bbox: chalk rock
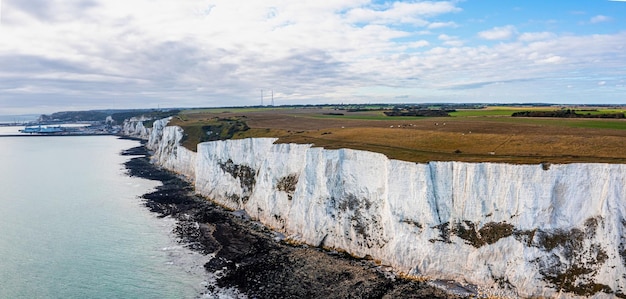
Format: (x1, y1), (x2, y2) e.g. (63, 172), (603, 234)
(140, 121), (626, 298)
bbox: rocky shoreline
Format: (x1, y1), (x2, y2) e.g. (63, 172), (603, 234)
(122, 142), (468, 299)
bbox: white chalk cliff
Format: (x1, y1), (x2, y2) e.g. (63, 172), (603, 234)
(121, 117), (152, 140)
(123, 118), (626, 298)
(148, 118), (197, 180)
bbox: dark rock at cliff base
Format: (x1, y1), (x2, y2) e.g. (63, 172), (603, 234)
(125, 156), (176, 182)
(120, 145), (150, 156)
(124, 149), (467, 299)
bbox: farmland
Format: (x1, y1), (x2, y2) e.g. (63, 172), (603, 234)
(169, 105), (626, 164)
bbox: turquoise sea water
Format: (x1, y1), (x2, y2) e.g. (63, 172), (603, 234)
(0, 136), (208, 299)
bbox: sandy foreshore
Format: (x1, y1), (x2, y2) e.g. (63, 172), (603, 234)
(122, 141), (468, 298)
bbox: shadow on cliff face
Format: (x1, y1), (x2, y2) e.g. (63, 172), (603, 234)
(218, 158), (256, 205)
(428, 218), (622, 297)
(122, 146), (468, 299)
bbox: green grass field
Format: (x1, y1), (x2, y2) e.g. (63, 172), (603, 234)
(449, 109), (526, 117)
(310, 113), (419, 121)
(450, 107), (625, 117)
(458, 114), (626, 130)
(313, 108), (626, 130)
(180, 107), (291, 115)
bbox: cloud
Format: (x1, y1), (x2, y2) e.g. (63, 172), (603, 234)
(4, 0), (99, 25)
(387, 31), (626, 96)
(443, 78), (538, 90)
(428, 21), (458, 29)
(534, 55), (565, 65)
(438, 34), (463, 46)
(589, 15), (612, 24)
(345, 1), (460, 25)
(478, 25), (517, 40)
(407, 40), (431, 48)
(518, 32), (556, 42)
(0, 0), (625, 114)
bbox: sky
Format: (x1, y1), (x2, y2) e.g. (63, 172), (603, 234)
(1, 0), (625, 115)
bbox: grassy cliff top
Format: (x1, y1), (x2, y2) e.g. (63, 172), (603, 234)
(168, 106), (626, 164)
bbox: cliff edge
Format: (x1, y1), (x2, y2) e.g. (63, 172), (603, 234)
(124, 118), (626, 298)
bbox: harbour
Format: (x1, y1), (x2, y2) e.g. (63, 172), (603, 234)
(0, 123), (120, 137)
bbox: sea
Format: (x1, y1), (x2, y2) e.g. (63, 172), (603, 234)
(0, 134), (213, 298)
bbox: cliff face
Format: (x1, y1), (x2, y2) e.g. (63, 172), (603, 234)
(148, 119), (197, 180)
(123, 118), (197, 180)
(125, 119), (626, 298)
(121, 117), (151, 139)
